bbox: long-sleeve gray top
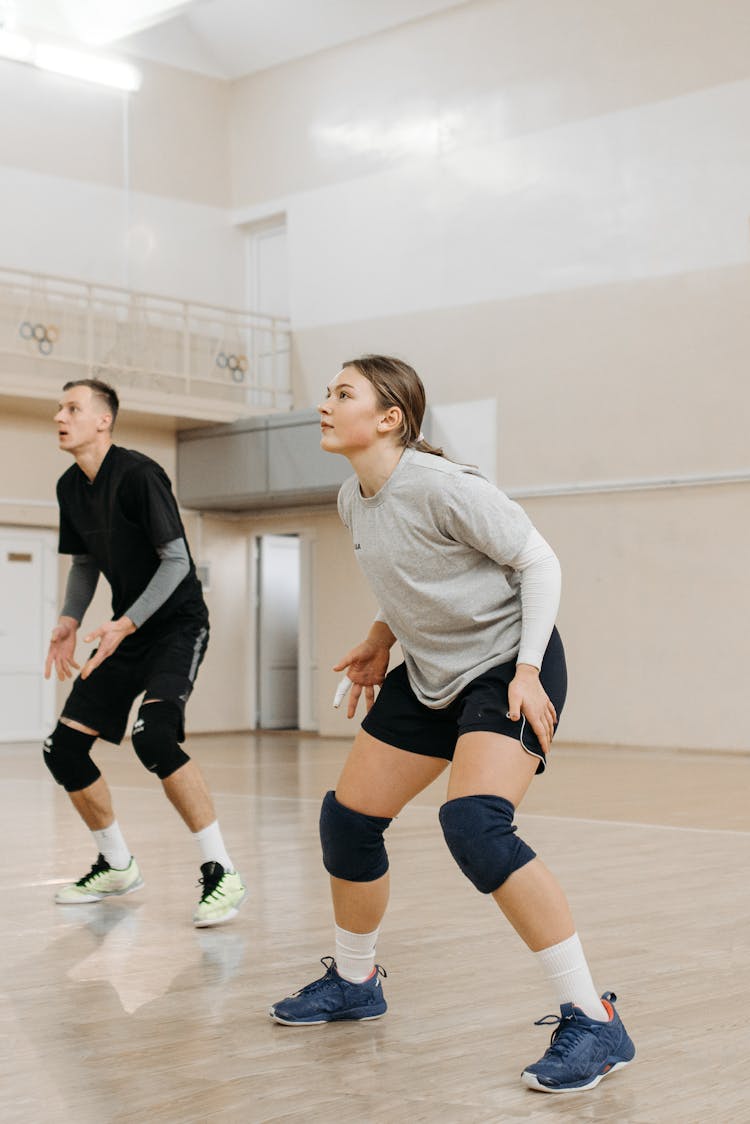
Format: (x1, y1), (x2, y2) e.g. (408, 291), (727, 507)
(61, 538), (190, 629)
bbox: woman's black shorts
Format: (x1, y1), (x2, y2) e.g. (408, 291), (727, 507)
(361, 627), (567, 774)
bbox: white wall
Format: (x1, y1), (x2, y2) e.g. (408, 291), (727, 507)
(1, 0), (749, 751)
(227, 0), (750, 752)
(0, 58), (244, 307)
(280, 77), (750, 331)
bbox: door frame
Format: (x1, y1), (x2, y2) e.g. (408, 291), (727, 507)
(247, 529), (317, 733)
(0, 525), (58, 742)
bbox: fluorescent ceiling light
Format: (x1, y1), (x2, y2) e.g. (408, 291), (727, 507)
(0, 29), (33, 62)
(73, 1), (194, 47)
(7, 0), (194, 47)
(34, 43), (141, 91)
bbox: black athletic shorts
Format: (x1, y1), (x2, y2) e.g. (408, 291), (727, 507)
(361, 627), (567, 774)
(61, 613), (209, 745)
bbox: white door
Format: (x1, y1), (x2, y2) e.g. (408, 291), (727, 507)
(0, 528), (57, 741)
(248, 222), (289, 319)
(297, 533), (318, 732)
(257, 534), (299, 729)
(245, 219), (291, 409)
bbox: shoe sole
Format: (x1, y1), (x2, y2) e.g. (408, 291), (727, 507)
(268, 1007), (387, 1026)
(522, 1057), (633, 1094)
(55, 876), (144, 904)
(193, 889), (247, 928)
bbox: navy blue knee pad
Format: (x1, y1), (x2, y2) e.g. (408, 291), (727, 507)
(131, 700), (190, 780)
(319, 790), (392, 882)
(43, 722), (99, 792)
(439, 794), (536, 894)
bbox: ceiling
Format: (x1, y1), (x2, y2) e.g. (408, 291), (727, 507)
(1, 0), (471, 81)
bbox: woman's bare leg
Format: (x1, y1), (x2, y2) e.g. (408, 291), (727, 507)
(447, 732), (575, 949)
(331, 730), (447, 932)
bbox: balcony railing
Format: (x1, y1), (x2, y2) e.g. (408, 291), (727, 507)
(0, 267), (292, 419)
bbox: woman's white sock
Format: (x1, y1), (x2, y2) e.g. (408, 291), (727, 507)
(535, 932), (609, 1021)
(335, 925), (380, 983)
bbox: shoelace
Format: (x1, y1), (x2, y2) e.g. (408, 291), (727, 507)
(295, 957), (339, 996)
(77, 853), (110, 886)
(197, 867), (226, 901)
(534, 1012), (591, 1059)
(296, 958), (388, 997)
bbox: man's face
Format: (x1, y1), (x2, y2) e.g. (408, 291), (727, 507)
(54, 386), (111, 455)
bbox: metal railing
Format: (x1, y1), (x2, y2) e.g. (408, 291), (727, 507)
(0, 267), (292, 412)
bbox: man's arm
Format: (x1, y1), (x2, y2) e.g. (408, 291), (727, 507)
(123, 538), (190, 628)
(60, 554), (100, 623)
(44, 555), (100, 681)
(78, 539), (191, 680)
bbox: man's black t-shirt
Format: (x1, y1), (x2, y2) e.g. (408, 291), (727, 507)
(57, 446), (207, 635)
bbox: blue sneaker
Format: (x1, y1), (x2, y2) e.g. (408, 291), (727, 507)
(269, 957), (387, 1025)
(522, 992), (635, 1093)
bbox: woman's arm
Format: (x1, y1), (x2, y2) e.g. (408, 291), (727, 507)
(332, 617), (396, 718)
(512, 528), (562, 671)
(507, 528), (562, 752)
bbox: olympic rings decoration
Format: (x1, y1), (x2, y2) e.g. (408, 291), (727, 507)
(216, 352), (248, 382)
(19, 321), (59, 355)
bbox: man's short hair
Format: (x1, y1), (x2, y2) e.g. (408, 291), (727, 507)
(63, 379), (119, 430)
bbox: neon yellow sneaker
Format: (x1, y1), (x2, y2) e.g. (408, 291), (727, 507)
(193, 862), (246, 927)
(55, 854), (144, 904)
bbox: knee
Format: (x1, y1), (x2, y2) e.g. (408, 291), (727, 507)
(131, 701), (189, 780)
(439, 794), (536, 894)
(43, 722), (99, 792)
(319, 790), (392, 881)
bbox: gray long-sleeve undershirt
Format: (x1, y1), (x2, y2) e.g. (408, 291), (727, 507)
(61, 538), (190, 629)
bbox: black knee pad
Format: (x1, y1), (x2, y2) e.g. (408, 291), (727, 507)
(131, 700), (190, 780)
(439, 794), (536, 894)
(43, 723), (99, 792)
(319, 790), (392, 882)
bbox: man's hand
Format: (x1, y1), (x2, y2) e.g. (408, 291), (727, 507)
(333, 637), (391, 719)
(44, 616), (81, 681)
(507, 663), (557, 753)
(80, 617), (136, 680)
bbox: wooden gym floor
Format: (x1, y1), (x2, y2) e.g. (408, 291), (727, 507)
(2, 732), (748, 1123)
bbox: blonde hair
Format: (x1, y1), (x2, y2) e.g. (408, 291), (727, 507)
(63, 378), (119, 431)
(342, 355), (445, 457)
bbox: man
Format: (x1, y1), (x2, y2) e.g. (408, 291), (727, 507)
(43, 378), (245, 927)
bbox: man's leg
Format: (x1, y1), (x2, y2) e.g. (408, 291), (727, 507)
(45, 717), (142, 903)
(132, 698), (245, 926)
(160, 757), (216, 832)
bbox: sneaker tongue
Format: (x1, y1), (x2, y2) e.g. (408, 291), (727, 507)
(201, 861), (225, 877)
(559, 1002), (576, 1019)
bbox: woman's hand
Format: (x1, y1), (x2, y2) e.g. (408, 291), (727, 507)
(507, 664), (557, 753)
(333, 638), (391, 718)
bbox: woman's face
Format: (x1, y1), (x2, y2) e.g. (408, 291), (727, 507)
(318, 366), (387, 456)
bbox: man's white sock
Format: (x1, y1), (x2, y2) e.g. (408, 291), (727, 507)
(335, 925), (379, 983)
(535, 932), (609, 1021)
(193, 820), (234, 872)
(92, 820), (131, 870)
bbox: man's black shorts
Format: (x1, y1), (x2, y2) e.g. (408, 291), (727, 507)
(361, 628), (567, 774)
(62, 614), (209, 744)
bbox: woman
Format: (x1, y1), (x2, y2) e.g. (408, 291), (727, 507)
(269, 355), (634, 1093)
